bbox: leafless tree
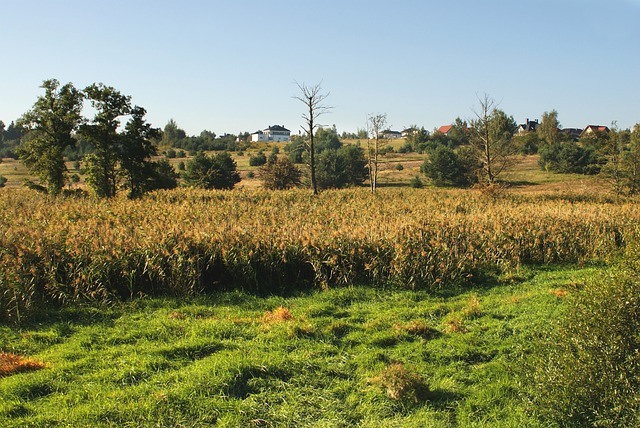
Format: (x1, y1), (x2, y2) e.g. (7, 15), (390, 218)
(366, 113), (387, 193)
(294, 81), (331, 195)
(469, 94), (518, 186)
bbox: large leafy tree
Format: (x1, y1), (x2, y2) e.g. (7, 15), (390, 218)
(183, 151), (240, 190)
(80, 83), (132, 198)
(468, 94), (518, 186)
(16, 79), (84, 194)
(120, 106), (160, 198)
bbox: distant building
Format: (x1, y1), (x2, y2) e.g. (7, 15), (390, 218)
(251, 125), (291, 142)
(516, 118), (539, 135)
(401, 128), (417, 138)
(581, 125), (610, 136)
(560, 128), (583, 140)
(436, 125), (454, 136)
(380, 130), (402, 139)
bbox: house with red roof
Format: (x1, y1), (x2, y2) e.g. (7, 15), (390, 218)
(581, 125), (610, 136)
(436, 125), (453, 135)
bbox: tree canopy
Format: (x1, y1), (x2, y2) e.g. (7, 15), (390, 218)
(16, 79), (84, 194)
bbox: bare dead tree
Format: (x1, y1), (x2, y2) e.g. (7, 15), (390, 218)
(366, 113), (387, 193)
(294, 81), (331, 195)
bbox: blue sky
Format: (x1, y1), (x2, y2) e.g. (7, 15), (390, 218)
(1, 0), (639, 136)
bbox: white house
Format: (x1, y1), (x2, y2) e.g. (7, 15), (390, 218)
(251, 125), (291, 142)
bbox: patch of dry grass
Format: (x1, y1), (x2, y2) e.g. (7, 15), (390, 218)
(0, 352), (46, 377)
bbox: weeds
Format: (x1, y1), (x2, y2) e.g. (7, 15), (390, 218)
(1, 188), (637, 323)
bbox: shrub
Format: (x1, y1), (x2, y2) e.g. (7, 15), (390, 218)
(315, 146), (367, 189)
(183, 151), (240, 190)
(538, 142), (601, 174)
(421, 146), (473, 187)
(409, 175), (423, 188)
(249, 151), (267, 167)
(0, 175), (6, 188)
(259, 157), (302, 190)
(530, 245), (640, 427)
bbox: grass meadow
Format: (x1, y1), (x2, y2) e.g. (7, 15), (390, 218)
(0, 265), (595, 427)
(2, 150), (640, 426)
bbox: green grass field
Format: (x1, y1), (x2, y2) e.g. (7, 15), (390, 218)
(0, 265), (594, 427)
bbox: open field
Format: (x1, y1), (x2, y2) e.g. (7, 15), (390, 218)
(2, 151), (639, 426)
(0, 265), (595, 427)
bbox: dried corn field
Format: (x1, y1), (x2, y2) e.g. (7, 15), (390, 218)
(1, 188), (637, 322)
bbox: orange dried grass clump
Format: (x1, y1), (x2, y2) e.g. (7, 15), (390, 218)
(549, 288), (569, 298)
(0, 352), (46, 377)
(262, 306), (294, 324)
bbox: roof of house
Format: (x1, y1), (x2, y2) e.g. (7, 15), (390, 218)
(267, 125), (290, 132)
(517, 119), (539, 132)
(437, 125), (453, 134)
(583, 125), (609, 133)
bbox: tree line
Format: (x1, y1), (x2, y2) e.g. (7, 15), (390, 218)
(5, 80), (640, 196)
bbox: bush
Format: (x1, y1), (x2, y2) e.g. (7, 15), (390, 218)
(259, 157), (301, 190)
(315, 145), (367, 189)
(409, 175), (423, 188)
(249, 151), (267, 167)
(0, 176), (6, 188)
(183, 152), (240, 190)
(421, 146), (475, 187)
(145, 159), (179, 191)
(530, 245), (640, 427)
(538, 142), (601, 174)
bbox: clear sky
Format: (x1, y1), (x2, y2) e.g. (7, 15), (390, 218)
(1, 0), (639, 136)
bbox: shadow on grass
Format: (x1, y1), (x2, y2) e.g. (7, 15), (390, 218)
(429, 388), (462, 409)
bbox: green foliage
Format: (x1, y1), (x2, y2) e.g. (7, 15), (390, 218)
(120, 106), (160, 198)
(284, 136), (304, 163)
(469, 96), (519, 185)
(600, 123), (640, 195)
(514, 131), (540, 155)
(182, 151), (240, 189)
(421, 146), (477, 187)
(161, 119), (187, 146)
(0, 267), (582, 426)
(259, 157), (302, 190)
(144, 159), (179, 192)
(530, 246), (640, 427)
(314, 126), (342, 153)
(409, 175), (423, 188)
(80, 83), (132, 198)
(538, 142), (600, 174)
(0, 176), (6, 188)
(16, 79), (84, 195)
(538, 110), (560, 146)
(315, 145), (367, 189)
(404, 126), (431, 153)
(249, 151), (267, 166)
